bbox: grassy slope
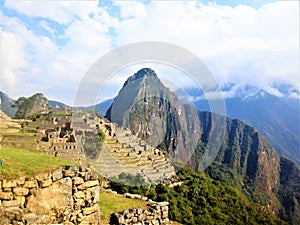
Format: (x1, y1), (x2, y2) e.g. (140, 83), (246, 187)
(99, 190), (147, 224)
(0, 147), (77, 179)
(0, 146), (148, 224)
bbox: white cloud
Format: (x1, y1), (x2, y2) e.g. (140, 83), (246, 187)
(0, 0), (298, 105)
(4, 1), (99, 25)
(113, 1), (299, 98)
(0, 28), (26, 90)
(0, 2), (116, 104)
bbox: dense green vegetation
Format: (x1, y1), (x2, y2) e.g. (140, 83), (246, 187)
(0, 147), (77, 179)
(109, 168), (286, 225)
(83, 130), (105, 159)
(278, 157), (300, 224)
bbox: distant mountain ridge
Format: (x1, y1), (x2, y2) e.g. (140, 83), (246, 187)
(185, 88), (300, 165)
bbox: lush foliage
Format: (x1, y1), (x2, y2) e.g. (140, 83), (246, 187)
(109, 168), (286, 225)
(109, 172), (147, 194)
(278, 157), (300, 224)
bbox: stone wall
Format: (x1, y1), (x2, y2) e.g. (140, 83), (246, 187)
(0, 166), (100, 225)
(110, 201), (169, 225)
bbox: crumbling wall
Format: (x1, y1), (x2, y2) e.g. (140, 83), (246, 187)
(0, 166), (100, 225)
(110, 201), (169, 225)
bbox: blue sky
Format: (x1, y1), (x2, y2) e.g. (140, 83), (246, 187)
(0, 0), (299, 105)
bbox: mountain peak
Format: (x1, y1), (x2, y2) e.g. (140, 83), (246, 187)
(123, 68), (157, 88)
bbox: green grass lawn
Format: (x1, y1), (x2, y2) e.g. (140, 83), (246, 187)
(3, 131), (36, 136)
(99, 190), (147, 224)
(0, 147), (77, 179)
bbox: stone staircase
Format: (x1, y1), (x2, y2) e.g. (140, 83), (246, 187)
(91, 127), (175, 183)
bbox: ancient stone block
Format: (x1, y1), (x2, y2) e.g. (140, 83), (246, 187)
(35, 172), (51, 181)
(13, 187), (29, 196)
(118, 215), (125, 224)
(74, 191), (85, 199)
(26, 177), (73, 216)
(152, 219), (160, 225)
(15, 177), (25, 185)
(78, 180), (99, 190)
(71, 209), (81, 217)
(2, 179), (17, 188)
(161, 206), (168, 212)
(162, 210), (168, 219)
(90, 186), (100, 203)
(3, 207), (22, 220)
(138, 213), (146, 222)
(132, 216), (138, 223)
(72, 177), (84, 185)
(161, 218), (169, 225)
(1, 200), (18, 208)
(22, 213), (50, 225)
(79, 212), (99, 225)
(15, 196), (25, 208)
(0, 191), (13, 200)
(52, 168), (63, 181)
(82, 205), (98, 215)
(23, 179), (38, 188)
(137, 208), (143, 214)
(158, 201), (169, 207)
(40, 178), (52, 188)
(74, 198), (85, 209)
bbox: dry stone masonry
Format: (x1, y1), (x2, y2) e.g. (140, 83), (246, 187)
(0, 166), (100, 225)
(110, 201), (169, 225)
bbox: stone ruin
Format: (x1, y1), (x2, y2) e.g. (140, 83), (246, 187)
(38, 116), (86, 164)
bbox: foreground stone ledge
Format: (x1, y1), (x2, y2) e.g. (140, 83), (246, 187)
(0, 166), (100, 225)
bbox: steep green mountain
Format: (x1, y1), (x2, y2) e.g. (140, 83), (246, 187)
(195, 112), (281, 214)
(100, 88), (300, 166)
(106, 68), (201, 162)
(105, 68), (300, 224)
(14, 93), (52, 119)
(0, 91), (17, 118)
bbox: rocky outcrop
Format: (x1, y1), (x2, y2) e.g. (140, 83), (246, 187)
(0, 166), (100, 225)
(106, 68), (200, 163)
(110, 201), (169, 225)
(14, 93), (52, 119)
